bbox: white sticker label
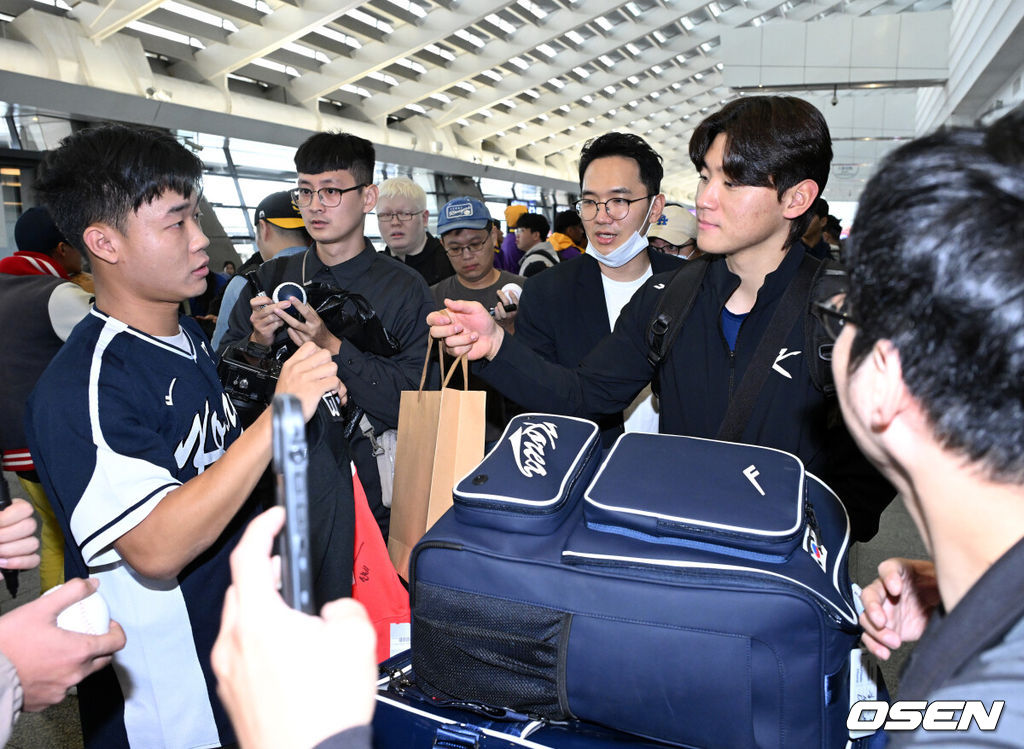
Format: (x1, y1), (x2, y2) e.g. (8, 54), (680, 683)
(390, 622), (411, 658)
(848, 648), (880, 739)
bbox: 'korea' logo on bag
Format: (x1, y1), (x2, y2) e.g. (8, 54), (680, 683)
(509, 421), (558, 477)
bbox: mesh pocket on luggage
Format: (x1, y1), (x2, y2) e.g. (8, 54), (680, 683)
(412, 582), (570, 719)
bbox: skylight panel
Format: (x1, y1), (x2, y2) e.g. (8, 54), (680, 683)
(652, 29), (667, 44)
(430, 93), (453, 105)
(454, 28), (485, 49)
(252, 58), (299, 76)
(566, 30), (585, 45)
(344, 9), (394, 35)
(127, 20), (206, 49)
(481, 69), (503, 82)
(406, 103), (427, 114)
(368, 71), (399, 86)
(315, 27), (362, 50)
(627, 75), (640, 85)
(455, 81), (477, 93)
(594, 16), (613, 32)
(522, 89), (540, 99)
(163, 1), (238, 32)
(389, 0), (427, 18)
(485, 13), (516, 34)
(536, 43), (557, 58)
(625, 42), (642, 56)
(283, 42), (330, 64)
(425, 43), (455, 61)
(547, 77), (565, 89)
(516, 0), (547, 20)
(573, 66), (590, 79)
(396, 57), (427, 75)
(599, 54), (615, 67)
(508, 56), (529, 71)
(340, 83), (371, 98)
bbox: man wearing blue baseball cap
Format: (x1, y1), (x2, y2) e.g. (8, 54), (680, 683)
(432, 197), (523, 442)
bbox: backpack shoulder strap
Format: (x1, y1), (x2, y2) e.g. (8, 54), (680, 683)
(645, 256), (711, 368)
(716, 253), (818, 442)
(806, 258), (848, 396)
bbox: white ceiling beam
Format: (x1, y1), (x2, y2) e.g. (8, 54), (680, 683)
(518, 84), (714, 162)
(187, 0), (364, 83)
(289, 3), (516, 105)
(360, 0), (637, 122)
(70, 0), (164, 42)
(434, 1), (710, 127)
(488, 62), (724, 152)
(457, 44), (689, 142)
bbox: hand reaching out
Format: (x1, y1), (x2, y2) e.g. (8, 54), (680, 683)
(859, 557), (940, 660)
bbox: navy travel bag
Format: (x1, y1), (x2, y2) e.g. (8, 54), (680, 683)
(409, 414), (863, 748)
(374, 650), (669, 748)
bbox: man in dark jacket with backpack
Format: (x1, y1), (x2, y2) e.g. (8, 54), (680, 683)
(429, 95), (893, 542)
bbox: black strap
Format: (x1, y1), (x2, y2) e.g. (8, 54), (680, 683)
(716, 255), (818, 442)
(646, 256), (711, 368)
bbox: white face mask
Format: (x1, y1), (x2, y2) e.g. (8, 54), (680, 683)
(586, 200), (655, 269)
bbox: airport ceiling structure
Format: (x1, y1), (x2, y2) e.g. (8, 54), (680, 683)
(1, 0), (1019, 203)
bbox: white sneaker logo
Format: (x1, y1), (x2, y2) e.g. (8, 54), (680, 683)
(742, 464), (765, 496)
(509, 421), (558, 477)
(772, 348), (802, 379)
(164, 377), (177, 406)
(653, 283), (665, 290)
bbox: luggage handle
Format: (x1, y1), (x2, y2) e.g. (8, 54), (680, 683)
(433, 724), (482, 748)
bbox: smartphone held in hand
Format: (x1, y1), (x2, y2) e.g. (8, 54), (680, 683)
(271, 394), (314, 614)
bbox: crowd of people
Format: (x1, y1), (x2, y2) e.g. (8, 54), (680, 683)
(0, 92), (1020, 749)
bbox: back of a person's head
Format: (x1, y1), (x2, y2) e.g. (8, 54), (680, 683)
(517, 212), (550, 238)
(14, 206), (66, 256)
(294, 131), (375, 186)
(689, 96), (832, 249)
(377, 176), (426, 210)
(34, 123), (202, 257)
(578, 132), (663, 196)
(812, 197), (829, 219)
(553, 209), (583, 235)
(846, 107), (1024, 482)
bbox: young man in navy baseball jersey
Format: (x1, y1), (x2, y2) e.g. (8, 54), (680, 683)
(26, 123), (340, 749)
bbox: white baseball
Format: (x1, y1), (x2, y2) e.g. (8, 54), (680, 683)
(43, 584), (111, 635)
(501, 282), (523, 301)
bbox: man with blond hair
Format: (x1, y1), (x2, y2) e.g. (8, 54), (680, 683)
(377, 177), (453, 286)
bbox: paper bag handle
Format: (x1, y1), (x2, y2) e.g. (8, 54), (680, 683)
(418, 336), (470, 392)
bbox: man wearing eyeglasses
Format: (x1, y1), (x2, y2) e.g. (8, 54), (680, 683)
(432, 196), (524, 443)
(511, 132), (682, 447)
(220, 132), (435, 596)
(430, 98), (893, 542)
(378, 177), (454, 286)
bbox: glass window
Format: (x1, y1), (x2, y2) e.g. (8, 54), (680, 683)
(479, 177), (515, 199)
(226, 137), (296, 171)
(203, 174), (243, 206)
(214, 207), (251, 237)
(237, 177), (295, 206)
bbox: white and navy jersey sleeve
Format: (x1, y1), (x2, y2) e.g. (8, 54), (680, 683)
(29, 311), (240, 567)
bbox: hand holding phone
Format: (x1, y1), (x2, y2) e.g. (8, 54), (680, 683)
(271, 394), (313, 614)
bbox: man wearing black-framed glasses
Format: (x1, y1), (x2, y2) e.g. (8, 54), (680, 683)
(377, 176), (454, 286)
(220, 132), (435, 603)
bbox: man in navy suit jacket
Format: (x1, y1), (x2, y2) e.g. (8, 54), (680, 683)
(515, 132), (681, 447)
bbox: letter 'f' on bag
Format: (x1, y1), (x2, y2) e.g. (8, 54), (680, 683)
(387, 337), (485, 579)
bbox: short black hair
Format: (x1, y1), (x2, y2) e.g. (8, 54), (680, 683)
(516, 213), (549, 237)
(294, 132), (375, 186)
(553, 209), (583, 234)
(689, 96), (832, 250)
(846, 105), (1024, 481)
(34, 124), (202, 256)
(812, 197), (829, 219)
(578, 132), (663, 196)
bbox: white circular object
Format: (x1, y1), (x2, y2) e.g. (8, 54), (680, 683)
(501, 282), (523, 300)
(43, 584), (111, 635)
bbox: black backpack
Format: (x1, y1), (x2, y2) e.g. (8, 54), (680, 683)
(645, 254), (847, 440)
